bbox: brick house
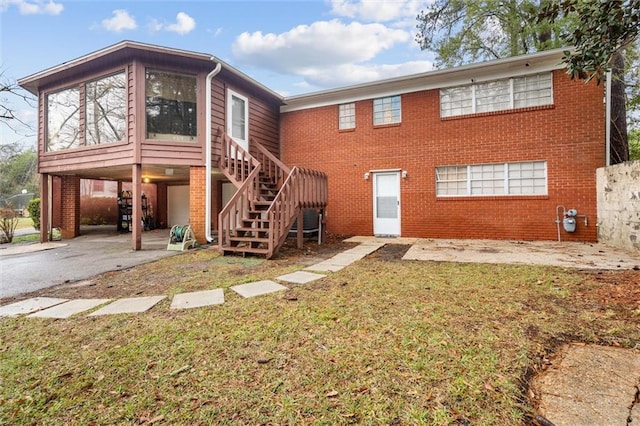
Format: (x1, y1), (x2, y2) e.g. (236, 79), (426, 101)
(19, 41), (606, 256)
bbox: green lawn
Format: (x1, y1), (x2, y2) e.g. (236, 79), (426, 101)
(1, 248), (637, 425)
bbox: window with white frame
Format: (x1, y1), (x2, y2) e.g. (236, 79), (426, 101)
(436, 161), (547, 196)
(373, 95), (401, 125)
(339, 102), (355, 129)
(440, 72), (553, 118)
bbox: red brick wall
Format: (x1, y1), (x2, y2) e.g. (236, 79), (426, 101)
(190, 166), (206, 244)
(280, 71), (605, 242)
(60, 175), (80, 238)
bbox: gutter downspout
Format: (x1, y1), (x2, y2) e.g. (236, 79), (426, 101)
(605, 70), (612, 166)
(205, 59), (222, 243)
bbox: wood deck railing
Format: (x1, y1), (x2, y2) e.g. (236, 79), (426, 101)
(266, 166), (328, 258)
(217, 128), (328, 258)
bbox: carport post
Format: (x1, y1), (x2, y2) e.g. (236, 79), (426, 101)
(40, 173), (50, 243)
(132, 164), (142, 250)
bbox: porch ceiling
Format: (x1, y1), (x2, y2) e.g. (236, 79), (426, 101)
(50, 164), (192, 184)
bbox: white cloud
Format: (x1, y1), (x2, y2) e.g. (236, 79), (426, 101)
(165, 12), (196, 35)
(302, 60), (433, 88)
(231, 18), (432, 89)
(232, 19), (410, 74)
(329, 0), (427, 23)
(1, 0), (63, 15)
(102, 9), (137, 33)
(148, 12), (196, 35)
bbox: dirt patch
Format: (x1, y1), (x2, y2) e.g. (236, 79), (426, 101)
(577, 269), (640, 311)
(366, 244), (412, 261)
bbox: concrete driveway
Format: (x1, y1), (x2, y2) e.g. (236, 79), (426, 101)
(0, 227), (179, 299)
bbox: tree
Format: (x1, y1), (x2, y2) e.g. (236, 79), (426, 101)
(415, 0), (572, 67)
(416, 0), (639, 164)
(0, 149), (38, 198)
(1, 70), (35, 134)
(537, 0), (639, 163)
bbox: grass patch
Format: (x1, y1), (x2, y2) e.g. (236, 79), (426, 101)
(1, 254), (639, 425)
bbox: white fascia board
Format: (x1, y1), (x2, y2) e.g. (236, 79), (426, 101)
(281, 48), (568, 113)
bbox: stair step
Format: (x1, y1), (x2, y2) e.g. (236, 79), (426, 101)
(236, 227), (269, 234)
(223, 247), (269, 255)
(229, 236), (270, 243)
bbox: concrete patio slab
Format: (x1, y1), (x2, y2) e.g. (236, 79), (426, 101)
(170, 289), (224, 310)
(0, 242), (67, 257)
(276, 271), (326, 284)
(0, 297), (68, 317)
(533, 344), (640, 425)
(230, 280), (287, 298)
(344, 236), (418, 245)
(402, 239), (640, 270)
(88, 295), (166, 316)
(27, 298), (111, 318)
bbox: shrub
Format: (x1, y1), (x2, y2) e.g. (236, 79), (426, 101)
(27, 198), (40, 230)
(0, 205), (19, 243)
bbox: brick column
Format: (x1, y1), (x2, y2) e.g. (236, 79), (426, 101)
(60, 175), (80, 239)
(189, 166), (207, 244)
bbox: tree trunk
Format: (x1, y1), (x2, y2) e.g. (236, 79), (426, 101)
(609, 50), (629, 164)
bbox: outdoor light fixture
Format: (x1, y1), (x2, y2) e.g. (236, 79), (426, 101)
(402, 170), (408, 178)
(364, 172), (370, 180)
(143, 177), (151, 183)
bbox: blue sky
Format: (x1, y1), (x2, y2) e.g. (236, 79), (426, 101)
(1, 0), (437, 147)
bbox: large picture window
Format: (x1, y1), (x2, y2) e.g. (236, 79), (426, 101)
(440, 72), (553, 118)
(86, 73), (126, 145)
(46, 71), (126, 152)
(436, 161), (547, 197)
(146, 70), (197, 141)
(47, 87), (81, 151)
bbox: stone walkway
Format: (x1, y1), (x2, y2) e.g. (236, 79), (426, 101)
(0, 242), (384, 319)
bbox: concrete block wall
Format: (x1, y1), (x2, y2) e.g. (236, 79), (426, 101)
(280, 70), (604, 242)
(597, 161), (640, 252)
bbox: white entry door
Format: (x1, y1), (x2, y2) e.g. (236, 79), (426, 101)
(227, 89), (249, 152)
(373, 171), (400, 236)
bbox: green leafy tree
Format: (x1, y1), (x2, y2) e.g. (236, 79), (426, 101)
(415, 0), (573, 67)
(416, 0), (638, 165)
(0, 149), (38, 198)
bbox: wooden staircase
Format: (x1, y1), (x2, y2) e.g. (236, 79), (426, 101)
(217, 130), (328, 258)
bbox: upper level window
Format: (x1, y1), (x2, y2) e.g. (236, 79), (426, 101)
(86, 73), (126, 145)
(46, 71), (126, 152)
(47, 87), (81, 151)
(146, 70), (197, 142)
(338, 103), (355, 130)
(436, 161), (547, 196)
(440, 72), (553, 118)
(373, 95), (401, 125)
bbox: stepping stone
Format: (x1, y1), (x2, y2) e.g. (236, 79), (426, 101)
(88, 296), (166, 316)
(170, 289), (224, 310)
(305, 262), (345, 272)
(0, 297), (68, 317)
(230, 280), (287, 298)
(28, 299), (111, 319)
(276, 271), (325, 284)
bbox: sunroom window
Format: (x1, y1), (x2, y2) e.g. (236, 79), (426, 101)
(47, 87), (81, 151)
(146, 70), (197, 141)
(46, 71), (126, 152)
(86, 73), (126, 145)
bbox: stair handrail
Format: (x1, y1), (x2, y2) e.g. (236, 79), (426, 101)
(266, 166), (328, 258)
(218, 129), (262, 251)
(251, 138), (291, 186)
